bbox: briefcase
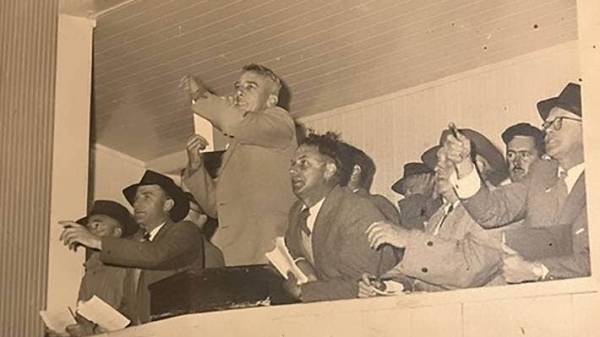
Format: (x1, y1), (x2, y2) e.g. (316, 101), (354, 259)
(148, 264), (298, 321)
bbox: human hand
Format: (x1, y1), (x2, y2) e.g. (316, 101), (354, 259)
(179, 75), (206, 100)
(283, 272), (302, 300)
(59, 222), (101, 251)
(366, 221), (409, 250)
(357, 273), (380, 298)
(440, 126), (474, 178)
(185, 134), (209, 173)
(502, 254), (541, 283)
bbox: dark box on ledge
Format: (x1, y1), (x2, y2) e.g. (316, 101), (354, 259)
(148, 264), (297, 321)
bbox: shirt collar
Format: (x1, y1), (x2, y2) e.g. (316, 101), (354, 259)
(559, 163), (585, 193)
(147, 221), (167, 241)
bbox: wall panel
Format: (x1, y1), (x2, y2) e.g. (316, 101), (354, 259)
(0, 1), (58, 336)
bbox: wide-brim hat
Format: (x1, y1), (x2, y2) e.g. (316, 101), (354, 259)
(76, 200), (139, 237)
(122, 170), (190, 222)
(424, 128), (508, 187)
(537, 82), (581, 121)
(391, 162), (433, 195)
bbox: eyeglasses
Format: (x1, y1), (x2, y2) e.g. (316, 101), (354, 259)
(541, 116), (582, 131)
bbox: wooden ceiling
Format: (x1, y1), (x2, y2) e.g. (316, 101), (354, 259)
(88, 0), (578, 162)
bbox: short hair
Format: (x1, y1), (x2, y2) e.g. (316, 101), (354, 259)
(300, 131), (344, 182)
(242, 63), (282, 95)
(338, 142), (376, 190)
(501, 122), (545, 155)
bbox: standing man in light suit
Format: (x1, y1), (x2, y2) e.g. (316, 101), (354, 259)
(181, 64), (297, 266)
(441, 83), (589, 283)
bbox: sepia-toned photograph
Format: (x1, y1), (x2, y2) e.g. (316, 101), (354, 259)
(1, 0), (599, 336)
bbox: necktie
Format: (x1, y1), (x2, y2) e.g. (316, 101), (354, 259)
(556, 170), (569, 207)
(433, 203), (454, 235)
(298, 208), (311, 235)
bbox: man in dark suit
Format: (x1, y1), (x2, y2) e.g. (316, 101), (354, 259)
(181, 64), (297, 266)
(441, 82), (588, 283)
(283, 132), (396, 302)
(60, 170), (204, 324)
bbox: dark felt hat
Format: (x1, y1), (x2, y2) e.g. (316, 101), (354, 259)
(122, 170), (190, 222)
(537, 82), (581, 121)
(76, 200), (139, 237)
(391, 162), (433, 195)
(423, 128), (508, 187)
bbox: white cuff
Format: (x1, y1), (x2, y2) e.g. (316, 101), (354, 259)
(450, 167), (481, 199)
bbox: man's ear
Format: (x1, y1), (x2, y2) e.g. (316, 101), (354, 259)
(113, 226), (123, 238)
(351, 164), (362, 182)
(163, 198), (175, 213)
(474, 155), (490, 174)
(266, 94), (279, 108)
(324, 162), (338, 180)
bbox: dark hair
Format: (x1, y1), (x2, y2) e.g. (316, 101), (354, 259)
(242, 63), (281, 94)
(300, 131), (344, 182)
(338, 142), (376, 191)
(501, 122), (545, 155)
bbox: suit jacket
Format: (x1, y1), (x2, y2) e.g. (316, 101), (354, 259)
(355, 188), (401, 224)
(390, 202), (503, 290)
(461, 159), (589, 279)
(100, 219), (204, 323)
(285, 186), (396, 302)
(184, 100), (297, 266)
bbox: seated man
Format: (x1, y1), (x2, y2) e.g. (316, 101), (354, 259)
(359, 129), (506, 295)
(337, 141), (400, 224)
(501, 122), (545, 183)
(391, 162), (440, 229)
(283, 132), (396, 302)
(61, 200), (138, 337)
(60, 170), (204, 324)
(182, 64), (297, 266)
(184, 192), (225, 268)
(442, 83), (588, 282)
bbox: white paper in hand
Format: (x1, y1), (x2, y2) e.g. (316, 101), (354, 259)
(77, 295), (130, 331)
(266, 237), (309, 284)
(193, 114), (214, 152)
(39, 310), (76, 333)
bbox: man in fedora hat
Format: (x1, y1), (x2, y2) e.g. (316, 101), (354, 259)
(441, 82), (588, 283)
(360, 129), (505, 294)
(181, 64), (297, 266)
(60, 170), (204, 324)
(391, 162), (440, 229)
(57, 200), (138, 336)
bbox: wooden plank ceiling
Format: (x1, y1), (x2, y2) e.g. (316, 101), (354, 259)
(91, 0), (578, 162)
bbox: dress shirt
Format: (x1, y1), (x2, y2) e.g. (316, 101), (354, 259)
(146, 222), (167, 242)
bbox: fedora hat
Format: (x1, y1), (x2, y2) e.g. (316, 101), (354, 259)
(122, 170), (190, 222)
(424, 128), (508, 187)
(77, 200), (139, 237)
(537, 82), (581, 121)
(391, 162), (433, 195)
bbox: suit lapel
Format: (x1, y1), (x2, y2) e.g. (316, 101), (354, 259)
(218, 139), (237, 173)
(310, 187), (343, 268)
(558, 171), (586, 225)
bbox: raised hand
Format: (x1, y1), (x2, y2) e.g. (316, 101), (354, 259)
(185, 134), (209, 173)
(59, 221), (101, 251)
(439, 125), (474, 178)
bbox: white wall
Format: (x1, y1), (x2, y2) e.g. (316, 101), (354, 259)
(91, 144), (146, 210)
(300, 41), (580, 204)
(47, 14), (95, 312)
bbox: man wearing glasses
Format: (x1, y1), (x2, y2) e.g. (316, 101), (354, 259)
(439, 82), (588, 284)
